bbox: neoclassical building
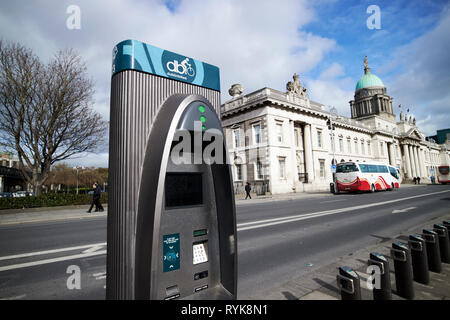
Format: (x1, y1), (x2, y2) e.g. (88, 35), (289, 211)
(221, 58), (450, 194)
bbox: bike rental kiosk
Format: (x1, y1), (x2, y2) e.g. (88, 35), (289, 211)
(107, 40), (237, 300)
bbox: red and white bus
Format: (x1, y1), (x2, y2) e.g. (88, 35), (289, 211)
(335, 162), (400, 193)
(437, 165), (449, 184)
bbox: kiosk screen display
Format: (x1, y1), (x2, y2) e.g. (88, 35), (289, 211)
(165, 173), (203, 207)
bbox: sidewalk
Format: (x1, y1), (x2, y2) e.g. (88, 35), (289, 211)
(234, 183), (428, 203)
(0, 205), (107, 226)
(248, 211), (450, 300)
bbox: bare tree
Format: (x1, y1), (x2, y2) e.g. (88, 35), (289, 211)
(0, 41), (107, 195)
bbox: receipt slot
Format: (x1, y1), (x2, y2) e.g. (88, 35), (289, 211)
(107, 40), (237, 300)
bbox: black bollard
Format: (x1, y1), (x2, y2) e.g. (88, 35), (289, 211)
(391, 242), (414, 299)
(368, 252), (392, 300)
(423, 229), (442, 273)
(434, 224), (450, 263)
(443, 220), (450, 239)
(337, 266), (361, 300)
(443, 221), (450, 248)
(408, 234), (430, 285)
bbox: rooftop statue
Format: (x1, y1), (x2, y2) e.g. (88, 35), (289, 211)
(286, 73), (307, 97)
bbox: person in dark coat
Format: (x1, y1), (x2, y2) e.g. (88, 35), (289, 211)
(87, 183), (104, 213)
(245, 182), (252, 200)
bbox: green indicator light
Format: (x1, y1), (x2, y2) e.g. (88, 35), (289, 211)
(198, 105), (206, 113)
(200, 115), (206, 123)
(202, 125), (206, 131)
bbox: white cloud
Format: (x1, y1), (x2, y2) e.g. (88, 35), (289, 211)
(384, 5), (450, 135)
(0, 0), (339, 167)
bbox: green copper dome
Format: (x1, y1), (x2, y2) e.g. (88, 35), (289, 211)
(355, 72), (384, 91)
(355, 56), (384, 91)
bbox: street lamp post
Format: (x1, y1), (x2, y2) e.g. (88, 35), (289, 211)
(328, 106), (338, 188)
(73, 166), (85, 194)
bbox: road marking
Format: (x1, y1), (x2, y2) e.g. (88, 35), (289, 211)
(0, 294), (27, 300)
(392, 207), (417, 213)
(82, 245), (105, 254)
(0, 242), (106, 262)
(320, 199), (347, 203)
(0, 250), (106, 272)
(237, 190), (450, 232)
(93, 272), (106, 280)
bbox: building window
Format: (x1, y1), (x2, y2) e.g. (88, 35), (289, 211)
(317, 129), (323, 148)
(235, 164), (242, 180)
(256, 160), (263, 180)
(354, 140), (358, 154)
(233, 129), (240, 148)
(319, 159), (325, 178)
(361, 141), (365, 155)
(294, 128), (300, 147)
(367, 141), (371, 155)
(276, 123), (283, 143)
(278, 157), (286, 179)
(339, 138), (343, 153)
(347, 138), (351, 153)
(253, 123), (261, 144)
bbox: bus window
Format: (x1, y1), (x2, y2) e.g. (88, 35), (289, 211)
(336, 164), (359, 173)
(439, 166), (449, 175)
(377, 165), (388, 173)
(359, 164), (369, 172)
(389, 167), (398, 179)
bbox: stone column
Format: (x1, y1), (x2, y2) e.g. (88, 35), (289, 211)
(408, 145), (417, 178)
(402, 144), (411, 179)
(419, 148), (427, 178)
(290, 120), (298, 189)
(413, 146), (421, 178)
(304, 124), (314, 183)
(388, 143), (395, 166)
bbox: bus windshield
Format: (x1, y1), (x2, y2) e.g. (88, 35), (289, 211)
(336, 164), (359, 173)
(439, 166), (449, 175)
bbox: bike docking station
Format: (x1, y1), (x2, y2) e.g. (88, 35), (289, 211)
(107, 40), (237, 300)
(368, 252), (392, 300)
(336, 266), (362, 300)
(408, 234), (430, 285)
(391, 242), (414, 299)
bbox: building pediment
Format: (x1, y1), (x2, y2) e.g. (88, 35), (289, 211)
(403, 127), (424, 141)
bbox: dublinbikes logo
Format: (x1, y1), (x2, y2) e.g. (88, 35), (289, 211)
(162, 51), (196, 82)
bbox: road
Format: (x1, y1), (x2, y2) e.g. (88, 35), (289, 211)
(0, 184), (449, 299)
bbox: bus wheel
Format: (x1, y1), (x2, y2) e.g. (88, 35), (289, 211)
(370, 184), (375, 193)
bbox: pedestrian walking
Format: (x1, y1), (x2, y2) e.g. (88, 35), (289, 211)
(87, 183), (104, 213)
(413, 177), (417, 184)
(245, 182), (252, 200)
(417, 177), (421, 184)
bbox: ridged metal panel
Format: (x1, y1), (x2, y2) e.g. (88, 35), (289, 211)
(107, 70), (221, 299)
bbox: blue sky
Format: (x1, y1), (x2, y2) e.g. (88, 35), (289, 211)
(0, 0), (449, 167)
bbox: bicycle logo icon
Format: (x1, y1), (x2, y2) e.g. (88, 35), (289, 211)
(166, 58), (195, 77)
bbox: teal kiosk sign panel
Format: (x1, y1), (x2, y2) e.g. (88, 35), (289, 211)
(163, 234), (180, 273)
(112, 39), (220, 91)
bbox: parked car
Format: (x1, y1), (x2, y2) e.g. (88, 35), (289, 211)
(0, 192), (13, 198)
